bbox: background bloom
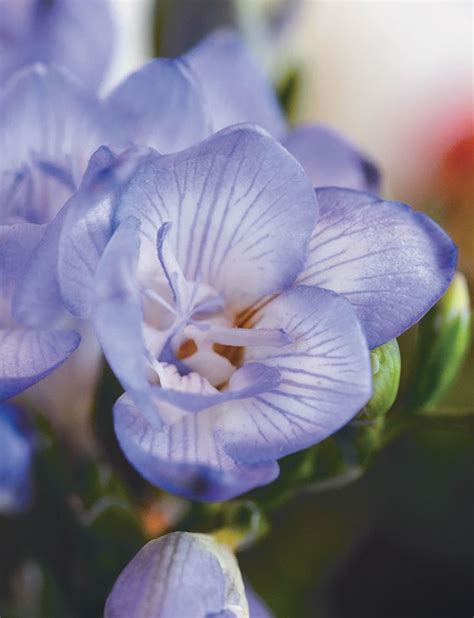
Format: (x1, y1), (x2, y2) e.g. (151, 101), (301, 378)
(0, 0), (114, 90)
(0, 404), (35, 514)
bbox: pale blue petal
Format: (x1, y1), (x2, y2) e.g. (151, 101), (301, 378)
(0, 328), (80, 401)
(282, 125), (380, 192)
(114, 393), (279, 502)
(105, 58), (210, 152)
(115, 125), (317, 309)
(297, 188), (458, 348)
(92, 217), (160, 426)
(216, 286), (372, 464)
(0, 64), (110, 223)
(0, 222), (45, 321)
(0, 0), (114, 89)
(105, 532), (248, 618)
(57, 146), (154, 318)
(12, 205), (69, 326)
(185, 29), (287, 137)
(0, 404), (34, 514)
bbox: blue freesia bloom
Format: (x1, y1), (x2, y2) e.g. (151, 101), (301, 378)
(4, 31), (456, 497)
(0, 404), (35, 513)
(0, 0), (114, 89)
(105, 532), (253, 618)
(98, 127), (372, 501)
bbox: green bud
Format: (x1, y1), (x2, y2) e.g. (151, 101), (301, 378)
(359, 339), (401, 421)
(411, 272), (471, 411)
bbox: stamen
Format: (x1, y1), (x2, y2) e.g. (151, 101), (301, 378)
(208, 325), (292, 348)
(142, 288), (176, 314)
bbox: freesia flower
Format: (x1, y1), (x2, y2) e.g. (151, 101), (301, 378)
(52, 120), (456, 501)
(105, 531), (253, 617)
(0, 404), (35, 513)
(0, 0), (114, 89)
(0, 29), (374, 409)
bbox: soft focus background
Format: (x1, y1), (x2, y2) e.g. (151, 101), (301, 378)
(1, 2), (472, 617)
(109, 3), (473, 616)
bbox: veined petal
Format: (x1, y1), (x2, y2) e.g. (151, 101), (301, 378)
(105, 58), (210, 152)
(0, 328), (80, 402)
(58, 146), (154, 318)
(0, 64), (111, 223)
(114, 125), (317, 309)
(297, 188), (458, 348)
(105, 532), (249, 618)
(114, 392), (279, 502)
(216, 286), (372, 464)
(282, 125), (380, 192)
(0, 404), (34, 514)
(185, 29), (286, 137)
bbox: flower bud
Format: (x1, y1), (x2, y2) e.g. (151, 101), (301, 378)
(359, 339), (401, 421)
(411, 272), (471, 410)
(105, 532), (249, 618)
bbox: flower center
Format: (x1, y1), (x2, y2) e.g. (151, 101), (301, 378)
(142, 223), (291, 389)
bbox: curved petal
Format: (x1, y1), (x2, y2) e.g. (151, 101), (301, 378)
(0, 328), (80, 402)
(282, 125), (381, 192)
(114, 125), (317, 309)
(184, 29), (287, 137)
(0, 404), (34, 514)
(215, 286), (372, 464)
(13, 146), (148, 326)
(114, 392), (279, 502)
(0, 0), (113, 89)
(92, 218), (151, 406)
(0, 64), (110, 223)
(57, 146), (155, 318)
(105, 532), (249, 618)
(105, 58), (210, 153)
(297, 188), (458, 348)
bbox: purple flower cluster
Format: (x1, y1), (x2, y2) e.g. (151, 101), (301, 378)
(0, 21), (456, 510)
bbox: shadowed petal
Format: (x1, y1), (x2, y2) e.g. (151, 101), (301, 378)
(297, 188), (458, 348)
(216, 286), (372, 464)
(282, 125), (380, 192)
(185, 29), (287, 137)
(105, 532), (249, 618)
(114, 125), (317, 309)
(0, 222), (45, 322)
(0, 64), (111, 223)
(0, 404), (34, 514)
(0, 328), (80, 402)
(105, 58), (210, 152)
